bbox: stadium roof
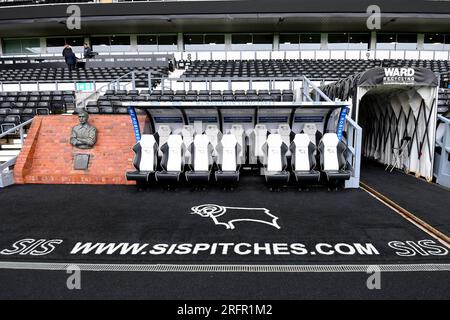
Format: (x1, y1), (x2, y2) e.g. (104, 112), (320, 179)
(0, 0), (449, 37)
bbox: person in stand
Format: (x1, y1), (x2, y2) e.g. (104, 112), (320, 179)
(83, 43), (94, 59)
(63, 46), (78, 71)
(62, 44), (71, 58)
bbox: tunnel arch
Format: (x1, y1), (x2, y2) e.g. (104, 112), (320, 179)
(322, 67), (439, 180)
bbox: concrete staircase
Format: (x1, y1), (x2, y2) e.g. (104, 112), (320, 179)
(155, 68), (186, 91)
(0, 138), (24, 188)
(0, 138), (22, 163)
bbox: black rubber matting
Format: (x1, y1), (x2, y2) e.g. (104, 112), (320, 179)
(0, 176), (448, 266)
(361, 160), (450, 236)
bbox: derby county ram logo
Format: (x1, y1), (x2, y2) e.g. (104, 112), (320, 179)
(190, 204), (281, 230)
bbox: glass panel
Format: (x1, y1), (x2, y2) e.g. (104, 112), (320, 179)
(253, 34), (273, 44)
(377, 33), (396, 43)
(110, 36), (130, 45)
(298, 34), (321, 49)
(3, 38), (40, 55)
(137, 35), (157, 45)
(205, 34), (224, 44)
(280, 34), (299, 44)
(424, 33), (444, 44)
(423, 33), (445, 50)
(110, 35), (131, 52)
(328, 33), (349, 43)
(397, 33), (417, 43)
(91, 36), (110, 46)
(348, 33), (370, 49)
(396, 34), (417, 49)
(300, 33), (320, 43)
(137, 35), (158, 52)
(376, 33), (396, 49)
(157, 35), (177, 51)
(445, 34), (450, 44)
(20, 39), (41, 54)
(328, 33), (349, 49)
(3, 39), (23, 55)
(349, 33), (370, 43)
(46, 38), (67, 54)
(91, 36), (110, 52)
(46, 37), (66, 47)
(184, 34), (204, 45)
(46, 37), (84, 54)
(66, 37), (84, 47)
(158, 35), (177, 45)
(232, 34), (252, 44)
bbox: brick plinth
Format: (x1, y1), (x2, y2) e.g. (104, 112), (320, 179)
(14, 115), (147, 185)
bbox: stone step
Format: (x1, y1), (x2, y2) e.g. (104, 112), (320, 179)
(1, 144), (22, 150)
(0, 150), (20, 156)
(0, 155), (16, 162)
(13, 138), (26, 144)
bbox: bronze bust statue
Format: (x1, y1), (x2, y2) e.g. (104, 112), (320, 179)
(70, 111), (97, 149)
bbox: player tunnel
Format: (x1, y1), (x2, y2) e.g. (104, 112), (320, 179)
(322, 67), (439, 180)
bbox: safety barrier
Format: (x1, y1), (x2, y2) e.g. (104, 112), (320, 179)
(3, 50), (450, 62)
(0, 118), (33, 187)
(77, 72), (330, 108)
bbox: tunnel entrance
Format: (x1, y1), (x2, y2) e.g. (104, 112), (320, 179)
(323, 67), (439, 180)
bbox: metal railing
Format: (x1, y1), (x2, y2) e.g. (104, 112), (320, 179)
(434, 115), (450, 188)
(77, 70), (332, 108)
(0, 53), (173, 65)
(0, 118), (33, 174)
(302, 77), (331, 102)
(344, 115), (362, 189)
(0, 0), (97, 7)
(76, 70), (143, 109)
(0, 118), (32, 144)
(0, 80), (105, 92)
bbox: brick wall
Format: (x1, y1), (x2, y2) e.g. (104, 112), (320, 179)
(14, 114), (147, 185)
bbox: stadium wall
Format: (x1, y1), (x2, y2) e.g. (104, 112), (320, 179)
(14, 115), (147, 185)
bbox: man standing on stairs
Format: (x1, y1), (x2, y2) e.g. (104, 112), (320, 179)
(63, 45), (78, 71)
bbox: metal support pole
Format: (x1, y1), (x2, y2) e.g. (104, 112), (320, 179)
(148, 71), (152, 93)
(131, 71), (136, 90)
(19, 127), (24, 145)
(302, 77), (309, 102)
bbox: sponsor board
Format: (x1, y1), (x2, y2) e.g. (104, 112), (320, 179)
(383, 67), (415, 85)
